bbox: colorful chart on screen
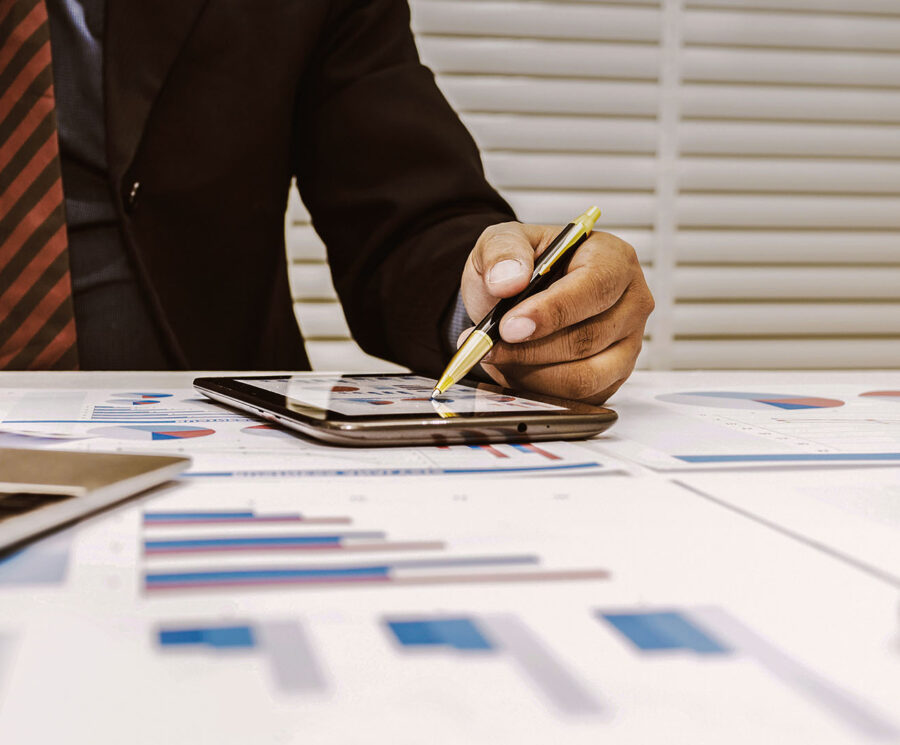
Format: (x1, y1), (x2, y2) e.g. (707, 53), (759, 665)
(240, 374), (564, 416)
(90, 425), (216, 441)
(860, 390), (900, 403)
(241, 424), (294, 439)
(656, 391), (844, 410)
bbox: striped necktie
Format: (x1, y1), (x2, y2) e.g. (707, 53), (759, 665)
(0, 0), (78, 370)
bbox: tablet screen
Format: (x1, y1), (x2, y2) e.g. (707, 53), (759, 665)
(235, 374), (565, 418)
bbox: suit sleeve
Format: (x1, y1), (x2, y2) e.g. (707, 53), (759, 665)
(292, 0), (515, 375)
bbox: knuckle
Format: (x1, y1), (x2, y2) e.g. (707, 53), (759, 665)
(622, 241), (640, 268)
(565, 368), (601, 401)
(545, 295), (577, 332)
(567, 324), (596, 360)
(551, 302), (570, 331)
(497, 342), (534, 367)
(479, 223), (503, 243)
(606, 232), (640, 265)
(637, 285), (656, 316)
(595, 266), (618, 303)
(482, 222), (523, 247)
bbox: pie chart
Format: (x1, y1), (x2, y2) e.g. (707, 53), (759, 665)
(657, 391), (844, 410)
(90, 425), (216, 441)
(860, 391), (900, 403)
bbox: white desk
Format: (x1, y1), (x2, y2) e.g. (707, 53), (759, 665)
(0, 371), (898, 744)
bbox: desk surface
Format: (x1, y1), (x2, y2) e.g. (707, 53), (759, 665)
(0, 370), (898, 744)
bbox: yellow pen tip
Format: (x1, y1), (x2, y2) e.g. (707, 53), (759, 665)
(575, 205), (601, 233)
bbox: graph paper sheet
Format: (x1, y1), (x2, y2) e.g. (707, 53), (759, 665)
(0, 386), (624, 478)
(677, 469), (900, 587)
(586, 374), (900, 470)
(0, 476), (897, 744)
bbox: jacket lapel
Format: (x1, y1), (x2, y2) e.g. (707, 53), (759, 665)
(103, 0), (211, 181)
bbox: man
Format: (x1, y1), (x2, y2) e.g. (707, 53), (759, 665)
(1, 0), (653, 403)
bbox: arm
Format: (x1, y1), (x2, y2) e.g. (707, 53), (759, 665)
(293, 0), (514, 375)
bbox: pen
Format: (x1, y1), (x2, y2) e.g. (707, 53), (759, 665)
(431, 205), (601, 398)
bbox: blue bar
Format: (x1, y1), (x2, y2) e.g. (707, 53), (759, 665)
(146, 566), (390, 586)
(145, 536), (342, 549)
(144, 511), (256, 520)
(159, 625), (256, 648)
(388, 618), (494, 651)
(676, 453), (900, 464)
(601, 612), (731, 655)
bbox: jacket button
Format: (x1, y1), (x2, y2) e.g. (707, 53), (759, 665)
(124, 180), (141, 213)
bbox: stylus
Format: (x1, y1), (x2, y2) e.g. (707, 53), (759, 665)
(431, 206), (601, 399)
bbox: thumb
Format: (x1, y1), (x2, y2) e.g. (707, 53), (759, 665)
(461, 222), (535, 322)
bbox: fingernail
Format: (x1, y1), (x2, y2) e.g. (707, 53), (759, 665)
(456, 327), (474, 349)
(488, 259), (525, 286)
(503, 316), (536, 343)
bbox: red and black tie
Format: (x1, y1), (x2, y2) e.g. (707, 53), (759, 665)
(0, 0), (78, 370)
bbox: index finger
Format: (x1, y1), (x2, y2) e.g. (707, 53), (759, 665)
(498, 232), (637, 343)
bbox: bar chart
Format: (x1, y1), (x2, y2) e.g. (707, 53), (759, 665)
(385, 613), (605, 717)
(597, 607), (899, 741)
(141, 509), (609, 593)
(156, 619), (327, 694)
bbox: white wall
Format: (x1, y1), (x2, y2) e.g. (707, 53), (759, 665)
(287, 0), (900, 371)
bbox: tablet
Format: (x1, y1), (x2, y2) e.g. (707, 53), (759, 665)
(0, 449), (190, 553)
(194, 373), (617, 446)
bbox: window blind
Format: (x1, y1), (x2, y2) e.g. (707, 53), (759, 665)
(286, 0), (900, 372)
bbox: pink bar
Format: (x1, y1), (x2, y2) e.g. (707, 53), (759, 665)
(479, 444), (509, 459)
(520, 443), (562, 461)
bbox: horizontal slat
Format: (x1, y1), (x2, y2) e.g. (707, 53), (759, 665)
(679, 121), (900, 158)
(286, 188), (311, 223)
(670, 338), (900, 369)
(674, 302), (900, 335)
(485, 153), (657, 190)
(676, 230), (900, 264)
(290, 264), (338, 301)
(293, 302), (351, 339)
(418, 37), (659, 79)
(675, 267), (900, 300)
(437, 76), (660, 116)
(304, 342), (409, 374)
(684, 9), (900, 51)
(677, 194), (900, 228)
(682, 47), (900, 88)
(410, 0), (661, 42)
(686, 0), (900, 15)
(680, 83), (900, 123)
(461, 113), (659, 153)
(678, 158), (900, 194)
(286, 226), (326, 262)
(503, 191), (656, 226)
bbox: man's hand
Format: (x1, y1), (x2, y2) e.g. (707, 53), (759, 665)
(459, 222), (654, 404)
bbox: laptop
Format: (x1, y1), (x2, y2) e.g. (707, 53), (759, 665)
(0, 448), (190, 553)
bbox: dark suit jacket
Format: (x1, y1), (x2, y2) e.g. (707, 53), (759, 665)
(104, 0), (514, 373)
